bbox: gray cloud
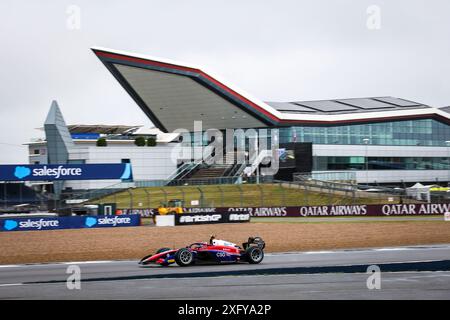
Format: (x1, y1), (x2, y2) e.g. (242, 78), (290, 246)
(0, 0), (449, 163)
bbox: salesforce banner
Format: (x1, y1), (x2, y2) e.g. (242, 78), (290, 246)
(0, 163), (132, 181)
(0, 214), (141, 232)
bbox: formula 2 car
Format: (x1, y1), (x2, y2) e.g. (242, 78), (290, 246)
(138, 236), (265, 266)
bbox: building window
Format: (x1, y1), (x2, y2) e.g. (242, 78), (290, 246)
(68, 159), (86, 164)
(34, 161), (40, 165)
(33, 149), (40, 155)
(313, 156), (450, 171)
(278, 119), (450, 147)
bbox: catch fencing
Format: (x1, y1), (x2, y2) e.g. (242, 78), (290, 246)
(78, 179), (430, 211)
(3, 175), (449, 214)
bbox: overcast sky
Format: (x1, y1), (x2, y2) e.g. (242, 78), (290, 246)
(1, 0), (449, 163)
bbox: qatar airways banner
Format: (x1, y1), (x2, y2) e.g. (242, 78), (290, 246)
(124, 203), (450, 218)
(223, 203), (450, 217)
(0, 163), (132, 181)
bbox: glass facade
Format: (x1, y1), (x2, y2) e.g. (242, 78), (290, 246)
(279, 119), (450, 146)
(184, 119), (450, 152)
(314, 156), (450, 171)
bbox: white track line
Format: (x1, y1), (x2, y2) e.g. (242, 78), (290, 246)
(301, 251), (335, 254)
(373, 248), (413, 251)
(0, 265), (26, 268)
(0, 260), (118, 269)
(0, 283), (24, 287)
(61, 261), (115, 265)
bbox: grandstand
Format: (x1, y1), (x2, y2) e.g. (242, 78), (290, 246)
(0, 182), (44, 212)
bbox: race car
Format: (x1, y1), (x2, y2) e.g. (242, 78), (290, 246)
(138, 235), (265, 267)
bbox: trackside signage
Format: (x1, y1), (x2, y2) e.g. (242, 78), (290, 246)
(174, 212), (251, 226)
(0, 163), (132, 181)
(225, 203), (450, 217)
(125, 203), (449, 218)
(0, 214), (141, 232)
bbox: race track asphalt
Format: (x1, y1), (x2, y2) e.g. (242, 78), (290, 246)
(1, 244), (450, 299)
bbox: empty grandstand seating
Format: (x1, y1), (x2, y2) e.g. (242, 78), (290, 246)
(0, 183), (42, 206)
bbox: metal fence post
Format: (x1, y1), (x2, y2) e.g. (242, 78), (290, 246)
(3, 182), (6, 209)
(279, 182), (286, 206)
(175, 186), (185, 205)
(217, 185), (224, 207)
(237, 185), (243, 207)
(160, 187), (168, 206)
(126, 189), (133, 210)
(305, 184), (309, 206)
(196, 186), (204, 207)
(144, 188), (151, 208)
(257, 184), (264, 207)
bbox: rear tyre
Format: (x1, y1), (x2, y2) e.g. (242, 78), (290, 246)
(156, 247), (171, 254)
(175, 248), (194, 266)
(246, 246), (264, 264)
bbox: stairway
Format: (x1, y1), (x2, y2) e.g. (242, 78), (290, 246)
(167, 150), (247, 184)
(187, 164), (233, 180)
(225, 150), (246, 165)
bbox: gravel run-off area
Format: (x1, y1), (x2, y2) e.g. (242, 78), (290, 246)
(1, 221), (450, 265)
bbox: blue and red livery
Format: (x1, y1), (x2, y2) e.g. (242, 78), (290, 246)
(138, 236), (265, 267)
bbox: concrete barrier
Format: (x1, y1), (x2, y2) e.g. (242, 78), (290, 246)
(155, 215), (175, 226)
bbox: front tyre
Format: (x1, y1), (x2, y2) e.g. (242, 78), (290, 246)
(246, 246), (264, 264)
(175, 248), (194, 266)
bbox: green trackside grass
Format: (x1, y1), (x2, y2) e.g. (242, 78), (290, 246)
(91, 183), (405, 209)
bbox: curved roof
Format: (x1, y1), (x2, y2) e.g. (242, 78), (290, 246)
(267, 97), (431, 115)
(92, 47), (450, 131)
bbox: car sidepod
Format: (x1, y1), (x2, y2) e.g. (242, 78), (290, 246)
(194, 246), (241, 264)
(211, 249), (240, 263)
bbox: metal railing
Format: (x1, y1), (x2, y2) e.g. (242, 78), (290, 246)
(166, 162), (200, 182)
(243, 150), (272, 177)
(294, 171), (357, 183)
(6, 172), (450, 213)
(290, 175), (446, 204)
(6, 178), (450, 213)
(64, 180), (135, 203)
(134, 175), (273, 187)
